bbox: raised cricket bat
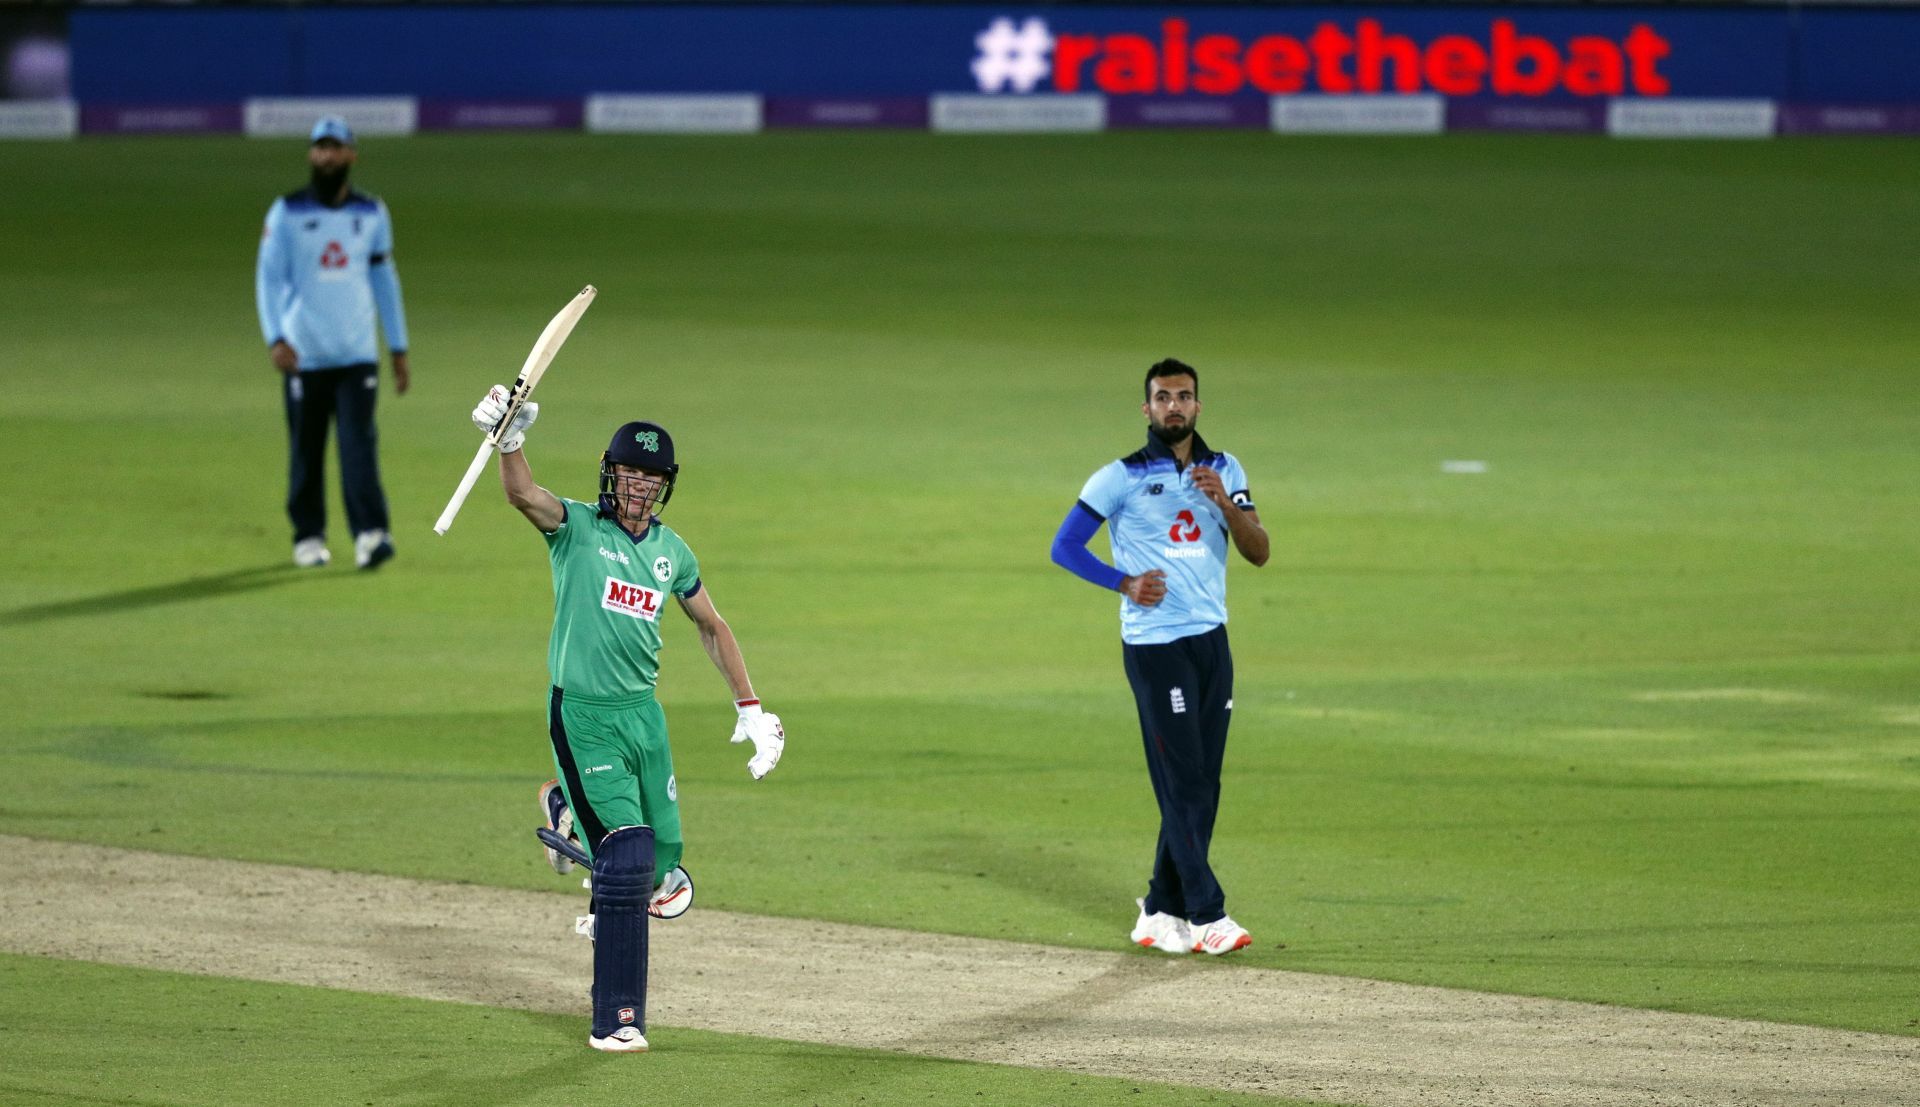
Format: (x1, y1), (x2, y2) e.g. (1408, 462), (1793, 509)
(433, 284), (597, 535)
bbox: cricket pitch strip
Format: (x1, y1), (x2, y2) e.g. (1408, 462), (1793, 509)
(2, 836), (1914, 1106)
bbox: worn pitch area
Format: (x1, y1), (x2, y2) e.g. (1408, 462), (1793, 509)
(2, 836), (1914, 1106)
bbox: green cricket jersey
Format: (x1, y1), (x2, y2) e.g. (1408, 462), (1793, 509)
(544, 498), (701, 698)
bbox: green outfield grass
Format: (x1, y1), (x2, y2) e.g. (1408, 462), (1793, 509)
(0, 954), (1305, 1106)
(1, 127), (1917, 1100)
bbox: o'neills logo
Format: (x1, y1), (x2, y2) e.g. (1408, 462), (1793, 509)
(974, 17), (1672, 98)
(603, 578), (663, 622)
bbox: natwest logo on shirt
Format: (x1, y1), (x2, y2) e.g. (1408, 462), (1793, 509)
(972, 15), (1673, 98)
(602, 577), (663, 622)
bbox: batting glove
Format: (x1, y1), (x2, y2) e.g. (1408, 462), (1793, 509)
(471, 384), (538, 454)
(730, 699), (785, 780)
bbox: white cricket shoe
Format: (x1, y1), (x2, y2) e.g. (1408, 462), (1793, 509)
(354, 528), (394, 570)
(1191, 915), (1253, 955)
(537, 779), (577, 875)
(649, 866), (693, 919)
(1130, 897), (1191, 955)
(293, 537), (330, 568)
(589, 1026), (648, 1053)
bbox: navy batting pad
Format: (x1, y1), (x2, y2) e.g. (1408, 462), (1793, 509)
(591, 824), (654, 1037)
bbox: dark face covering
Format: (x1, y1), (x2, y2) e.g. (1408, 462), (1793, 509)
(310, 163), (351, 204)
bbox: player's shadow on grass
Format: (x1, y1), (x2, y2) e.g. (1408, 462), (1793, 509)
(0, 564), (310, 628)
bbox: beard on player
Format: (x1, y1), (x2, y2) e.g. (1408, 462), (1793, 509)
(1149, 412), (1195, 446)
(310, 163), (350, 202)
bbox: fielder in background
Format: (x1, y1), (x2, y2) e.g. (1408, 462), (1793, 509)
(1050, 358), (1269, 957)
(255, 115), (409, 571)
(472, 386), (785, 1053)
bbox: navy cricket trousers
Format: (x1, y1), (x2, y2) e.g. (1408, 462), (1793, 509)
(1122, 624), (1234, 925)
(283, 364), (390, 542)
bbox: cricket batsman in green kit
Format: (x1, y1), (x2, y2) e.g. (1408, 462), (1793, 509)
(471, 384), (786, 1054)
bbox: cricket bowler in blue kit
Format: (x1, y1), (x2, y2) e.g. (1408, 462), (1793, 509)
(1050, 358), (1270, 956)
(255, 115), (410, 572)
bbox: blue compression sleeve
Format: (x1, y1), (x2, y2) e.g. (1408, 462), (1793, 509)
(1050, 501), (1126, 592)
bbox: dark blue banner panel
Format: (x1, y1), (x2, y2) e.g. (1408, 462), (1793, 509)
(70, 4), (1916, 104)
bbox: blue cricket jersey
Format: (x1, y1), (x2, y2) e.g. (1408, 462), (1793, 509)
(254, 186), (408, 371)
(1075, 432), (1254, 646)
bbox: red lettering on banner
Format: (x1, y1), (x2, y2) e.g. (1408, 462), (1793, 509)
(1565, 37), (1626, 96)
(1192, 34), (1243, 94)
(1096, 34), (1158, 93)
(1424, 35), (1488, 96)
(1625, 24), (1672, 95)
(1046, 19), (1671, 98)
(1053, 34), (1098, 91)
(1246, 36), (1309, 94)
(1356, 19), (1422, 94)
(1308, 24), (1356, 93)
(1163, 20), (1190, 94)
(1492, 20), (1560, 96)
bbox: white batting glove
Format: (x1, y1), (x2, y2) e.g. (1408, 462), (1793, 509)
(730, 699), (784, 780)
(471, 384), (538, 453)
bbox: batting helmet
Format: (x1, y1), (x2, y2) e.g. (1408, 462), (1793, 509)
(598, 421), (679, 517)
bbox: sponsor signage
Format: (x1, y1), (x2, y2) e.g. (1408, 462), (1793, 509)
(1107, 96), (1267, 129)
(1270, 93), (1446, 135)
(79, 103), (241, 135)
(602, 578), (664, 622)
(764, 96), (928, 129)
(244, 97), (416, 139)
(585, 94), (762, 134)
(418, 99), (583, 131)
(1606, 97), (1777, 139)
(1448, 99), (1603, 133)
(0, 100), (78, 139)
(29, 4), (1920, 142)
(72, 4), (1839, 103)
(1005, 17), (1673, 99)
(930, 92), (1104, 132)
(1777, 103), (1920, 136)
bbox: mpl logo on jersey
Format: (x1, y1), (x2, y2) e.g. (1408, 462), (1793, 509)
(971, 15), (1674, 98)
(602, 577), (663, 622)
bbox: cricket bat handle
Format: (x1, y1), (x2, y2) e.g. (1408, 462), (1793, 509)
(433, 440), (496, 535)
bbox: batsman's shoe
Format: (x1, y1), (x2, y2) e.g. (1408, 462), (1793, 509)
(354, 528), (395, 570)
(1130, 897), (1191, 955)
(1191, 916), (1253, 956)
(649, 866), (693, 920)
(292, 537), (330, 568)
(588, 1026), (648, 1053)
(538, 779), (578, 875)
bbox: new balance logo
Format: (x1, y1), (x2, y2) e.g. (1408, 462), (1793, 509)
(1170, 688), (1187, 714)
